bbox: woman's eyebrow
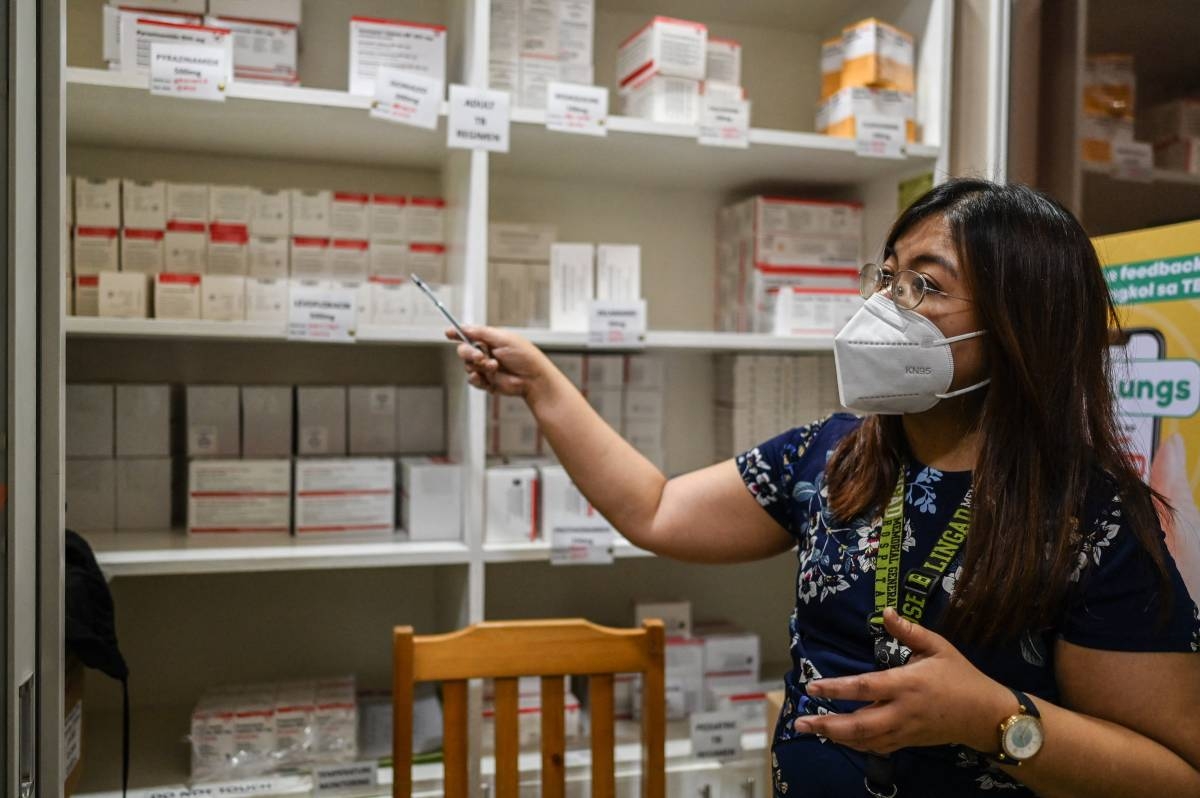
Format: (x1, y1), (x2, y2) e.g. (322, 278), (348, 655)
(906, 252), (959, 279)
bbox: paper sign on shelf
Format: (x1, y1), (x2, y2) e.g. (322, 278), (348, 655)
(550, 524), (615, 565)
(370, 68), (443, 131)
(1112, 141), (1154, 183)
(546, 82), (608, 137)
(698, 96), (751, 149)
(690, 710), (743, 760)
(856, 114), (905, 159)
(149, 43), (228, 102)
(588, 299), (647, 348)
(313, 762), (378, 795)
(447, 85), (510, 152)
(287, 281), (357, 342)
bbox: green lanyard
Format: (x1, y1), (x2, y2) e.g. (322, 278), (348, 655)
(870, 467), (973, 666)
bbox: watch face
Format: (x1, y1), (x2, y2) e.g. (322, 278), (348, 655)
(1003, 716), (1045, 760)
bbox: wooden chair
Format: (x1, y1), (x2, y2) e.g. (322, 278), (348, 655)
(393, 618), (666, 798)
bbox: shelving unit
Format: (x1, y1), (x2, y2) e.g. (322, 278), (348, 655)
(56, 1), (966, 796)
(1024, 0), (1200, 235)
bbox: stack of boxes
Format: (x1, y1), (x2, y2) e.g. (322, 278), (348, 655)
(616, 17), (745, 126)
(68, 176), (448, 328)
(620, 600), (768, 727)
(103, 1), (298, 84)
(490, 0), (596, 109)
(206, 0), (302, 86)
(65, 382), (456, 540)
(190, 676), (357, 783)
(488, 223), (556, 327)
(65, 384), (175, 533)
(1142, 99), (1200, 176)
(487, 223), (643, 332)
(480, 676), (582, 750)
(816, 18), (916, 143)
(486, 354), (664, 465)
(484, 354), (664, 545)
(1080, 54), (1137, 165)
(716, 195), (863, 335)
(713, 353), (844, 458)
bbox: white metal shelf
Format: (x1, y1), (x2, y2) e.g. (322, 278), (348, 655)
(65, 316), (449, 345)
(1082, 161), (1200, 189)
(501, 108), (941, 191)
(66, 68), (940, 192)
(66, 317), (836, 352)
(482, 538), (655, 563)
(66, 67), (447, 170)
(85, 530), (471, 577)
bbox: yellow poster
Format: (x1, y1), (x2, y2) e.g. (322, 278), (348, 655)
(1094, 219), (1200, 600)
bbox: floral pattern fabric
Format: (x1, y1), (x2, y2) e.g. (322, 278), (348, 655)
(737, 414), (1200, 797)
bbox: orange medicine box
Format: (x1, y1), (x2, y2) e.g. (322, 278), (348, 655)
(839, 17), (914, 94)
(816, 86), (916, 143)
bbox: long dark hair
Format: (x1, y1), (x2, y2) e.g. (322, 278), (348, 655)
(825, 178), (1171, 645)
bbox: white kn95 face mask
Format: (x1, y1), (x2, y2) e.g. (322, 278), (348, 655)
(833, 293), (990, 414)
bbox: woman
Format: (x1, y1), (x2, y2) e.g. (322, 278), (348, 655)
(451, 180), (1200, 796)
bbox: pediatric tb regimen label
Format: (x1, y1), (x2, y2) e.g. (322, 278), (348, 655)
(856, 114), (906, 159)
(550, 524), (615, 565)
(588, 299), (647, 348)
(690, 710), (743, 760)
(546, 82), (608, 137)
(150, 44), (228, 102)
(1112, 141), (1154, 182)
(447, 85), (510, 152)
(698, 96), (751, 149)
(371, 68), (442, 130)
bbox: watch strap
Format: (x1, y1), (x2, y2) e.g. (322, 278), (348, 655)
(1009, 687), (1040, 719)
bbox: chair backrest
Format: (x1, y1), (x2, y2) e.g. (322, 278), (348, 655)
(393, 618), (666, 798)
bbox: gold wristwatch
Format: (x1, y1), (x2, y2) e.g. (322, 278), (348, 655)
(991, 688), (1045, 766)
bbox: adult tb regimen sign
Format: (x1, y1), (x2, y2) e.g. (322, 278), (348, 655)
(447, 85), (510, 152)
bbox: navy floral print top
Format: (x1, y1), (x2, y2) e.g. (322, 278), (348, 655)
(737, 414), (1200, 796)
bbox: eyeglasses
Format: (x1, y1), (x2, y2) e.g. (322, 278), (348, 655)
(858, 262), (973, 310)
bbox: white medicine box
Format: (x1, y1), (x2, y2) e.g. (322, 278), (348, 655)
(485, 465), (539, 543)
(116, 457), (174, 530)
(187, 459), (292, 536)
(201, 275), (246, 321)
(166, 182), (210, 225)
(705, 38), (742, 86)
(349, 386), (398, 455)
(616, 16), (707, 86)
(250, 189), (291, 237)
(66, 384), (114, 458)
(121, 179), (166, 230)
(209, 185), (253, 226)
(99, 272), (149, 318)
(120, 229), (165, 275)
(297, 386), (347, 456)
(400, 457), (462, 540)
(66, 458), (117, 532)
(293, 458), (395, 537)
(395, 386), (446, 454)
(290, 237), (331, 278)
(115, 384), (172, 457)
(370, 194), (406, 240)
(290, 189), (331, 237)
(74, 228), (120, 275)
(74, 177), (121, 228)
(154, 273), (202, 320)
(186, 385), (240, 458)
(634, 600), (692, 638)
(330, 192), (371, 239)
(348, 17), (448, 96)
(241, 386), (293, 458)
(244, 277), (289, 323)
